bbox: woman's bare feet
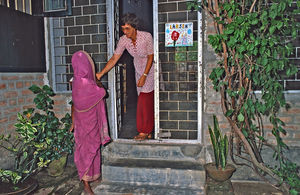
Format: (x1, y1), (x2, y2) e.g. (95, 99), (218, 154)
(83, 180), (94, 195)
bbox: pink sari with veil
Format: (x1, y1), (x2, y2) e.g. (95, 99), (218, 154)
(71, 51), (110, 181)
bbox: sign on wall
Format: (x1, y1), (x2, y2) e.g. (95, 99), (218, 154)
(165, 22), (193, 47)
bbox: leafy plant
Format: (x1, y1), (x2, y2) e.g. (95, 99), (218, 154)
(188, 0), (300, 194)
(0, 85), (73, 184)
(208, 115), (229, 170)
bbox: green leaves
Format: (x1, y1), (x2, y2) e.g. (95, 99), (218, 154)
(0, 84), (74, 184)
(209, 115), (229, 170)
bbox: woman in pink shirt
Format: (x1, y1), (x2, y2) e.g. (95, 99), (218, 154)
(96, 13), (154, 141)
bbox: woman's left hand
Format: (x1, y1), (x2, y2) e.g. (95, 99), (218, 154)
(137, 75), (146, 87)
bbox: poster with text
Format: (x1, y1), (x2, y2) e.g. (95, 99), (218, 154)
(165, 22), (193, 47)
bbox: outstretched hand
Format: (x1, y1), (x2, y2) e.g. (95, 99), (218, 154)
(96, 72), (102, 80)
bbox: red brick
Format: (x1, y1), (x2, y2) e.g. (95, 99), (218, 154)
(284, 108), (300, 114)
(23, 105), (35, 110)
(4, 91), (18, 98)
(21, 75), (34, 80)
(1, 76), (19, 80)
(25, 81), (31, 87)
(278, 117), (292, 123)
(0, 83), (6, 90)
(16, 82), (24, 88)
(36, 75), (44, 80)
(18, 98), (25, 104)
(284, 125), (299, 130)
(0, 117), (8, 123)
(9, 115), (17, 121)
(26, 98), (34, 103)
(9, 99), (17, 106)
(9, 83), (15, 88)
(22, 89), (32, 96)
(0, 100), (7, 106)
(4, 107), (21, 115)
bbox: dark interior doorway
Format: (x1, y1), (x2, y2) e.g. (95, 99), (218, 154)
(118, 0), (153, 139)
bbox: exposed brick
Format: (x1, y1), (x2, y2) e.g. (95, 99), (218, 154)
(83, 5), (97, 15)
(9, 83), (15, 88)
(68, 26), (82, 36)
(100, 44), (107, 52)
(91, 0), (105, 4)
(92, 34), (106, 43)
(160, 102), (178, 110)
(169, 92), (187, 101)
(72, 7), (82, 16)
(75, 16), (90, 25)
(16, 82), (23, 88)
(9, 99), (17, 106)
(168, 12), (188, 22)
(179, 121), (197, 130)
(188, 112), (197, 120)
(4, 107), (21, 115)
(64, 18), (75, 26)
(170, 131), (187, 139)
(0, 117), (8, 123)
(91, 15), (106, 24)
(83, 25), (98, 34)
(170, 112), (187, 120)
(160, 111), (168, 120)
(76, 35), (91, 44)
(92, 53), (107, 62)
(65, 36), (76, 45)
(158, 3), (177, 12)
(9, 114), (17, 122)
(21, 89), (32, 96)
(99, 24), (107, 33)
(164, 82), (178, 91)
(179, 101), (197, 110)
(69, 45), (83, 54)
(0, 83), (6, 90)
(160, 120), (178, 129)
(74, 0), (89, 6)
(1, 76), (19, 80)
(96, 5), (106, 14)
(84, 44), (99, 53)
(4, 91), (18, 98)
(0, 100), (7, 106)
(158, 13), (167, 23)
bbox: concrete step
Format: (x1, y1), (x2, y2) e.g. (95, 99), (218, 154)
(93, 181), (204, 195)
(102, 141), (205, 162)
(101, 141), (206, 190)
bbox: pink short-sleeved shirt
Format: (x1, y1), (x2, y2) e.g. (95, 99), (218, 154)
(114, 30), (154, 95)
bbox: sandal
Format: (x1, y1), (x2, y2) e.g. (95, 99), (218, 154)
(134, 133), (151, 141)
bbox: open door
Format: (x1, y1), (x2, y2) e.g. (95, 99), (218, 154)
(116, 0), (154, 139)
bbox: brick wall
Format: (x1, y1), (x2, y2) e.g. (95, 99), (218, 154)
(0, 73), (72, 168)
(51, 0), (108, 91)
(158, 0), (198, 140)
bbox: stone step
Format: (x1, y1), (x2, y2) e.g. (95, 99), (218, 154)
(102, 141), (205, 162)
(93, 181), (204, 195)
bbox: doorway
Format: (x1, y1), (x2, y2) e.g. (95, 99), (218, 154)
(117, 0), (153, 139)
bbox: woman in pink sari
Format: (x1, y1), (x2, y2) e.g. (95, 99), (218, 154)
(71, 50), (110, 194)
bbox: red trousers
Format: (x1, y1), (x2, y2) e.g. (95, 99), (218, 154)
(136, 91), (154, 134)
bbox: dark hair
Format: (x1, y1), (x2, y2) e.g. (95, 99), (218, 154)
(120, 13), (139, 29)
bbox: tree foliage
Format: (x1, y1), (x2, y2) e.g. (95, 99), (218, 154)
(188, 0), (300, 194)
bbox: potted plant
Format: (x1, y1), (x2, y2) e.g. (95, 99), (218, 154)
(205, 115), (235, 182)
(27, 85), (74, 177)
(0, 85), (73, 194)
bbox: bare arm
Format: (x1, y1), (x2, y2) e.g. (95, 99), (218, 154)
(96, 54), (122, 80)
(137, 54), (154, 87)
